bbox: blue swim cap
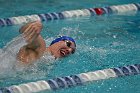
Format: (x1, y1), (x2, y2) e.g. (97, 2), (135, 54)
(50, 36), (76, 46)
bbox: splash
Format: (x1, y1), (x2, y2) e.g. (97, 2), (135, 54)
(15, 52), (56, 80)
(0, 35), (27, 77)
(58, 25), (84, 39)
(0, 35), (56, 80)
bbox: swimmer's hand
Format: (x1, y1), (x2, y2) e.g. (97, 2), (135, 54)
(17, 21), (46, 63)
(19, 21), (43, 43)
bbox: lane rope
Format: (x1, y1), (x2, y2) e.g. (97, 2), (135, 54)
(0, 64), (139, 93)
(0, 3), (140, 26)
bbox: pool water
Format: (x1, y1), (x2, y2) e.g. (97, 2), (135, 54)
(0, 0), (140, 93)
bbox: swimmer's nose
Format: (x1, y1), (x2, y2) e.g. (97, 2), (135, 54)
(68, 48), (74, 54)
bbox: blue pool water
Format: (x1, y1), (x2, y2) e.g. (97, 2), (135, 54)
(0, 0), (140, 93)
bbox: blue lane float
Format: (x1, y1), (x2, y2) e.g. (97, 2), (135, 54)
(0, 64), (140, 93)
(0, 3), (140, 26)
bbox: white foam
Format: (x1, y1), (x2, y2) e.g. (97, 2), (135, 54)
(0, 35), (27, 76)
(0, 36), (56, 79)
(14, 52), (56, 80)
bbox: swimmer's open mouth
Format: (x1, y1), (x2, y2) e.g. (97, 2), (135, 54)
(60, 49), (69, 57)
(60, 50), (66, 57)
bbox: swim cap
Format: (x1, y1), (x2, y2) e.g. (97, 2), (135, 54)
(50, 36), (76, 46)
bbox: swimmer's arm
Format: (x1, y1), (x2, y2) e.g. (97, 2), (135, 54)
(17, 21), (47, 63)
(19, 21), (46, 52)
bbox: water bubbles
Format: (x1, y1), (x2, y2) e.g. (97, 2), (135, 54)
(89, 47), (92, 50)
(97, 85), (101, 88)
(113, 35), (117, 38)
(58, 25), (84, 40)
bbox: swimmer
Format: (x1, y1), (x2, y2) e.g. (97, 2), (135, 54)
(17, 21), (76, 64)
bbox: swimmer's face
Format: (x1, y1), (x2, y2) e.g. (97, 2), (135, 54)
(49, 40), (76, 58)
